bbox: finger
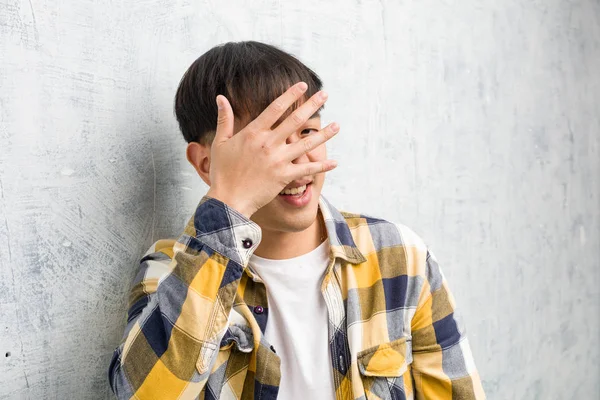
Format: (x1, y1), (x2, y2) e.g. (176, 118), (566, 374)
(288, 159), (338, 180)
(250, 82), (309, 130)
(272, 90), (328, 142)
(286, 122), (340, 161)
(214, 95), (234, 144)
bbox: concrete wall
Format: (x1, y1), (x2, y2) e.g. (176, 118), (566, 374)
(1, 0), (598, 398)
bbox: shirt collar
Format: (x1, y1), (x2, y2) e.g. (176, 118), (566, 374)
(245, 194), (367, 283)
(318, 195), (367, 265)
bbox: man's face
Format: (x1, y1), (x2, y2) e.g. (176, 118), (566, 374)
(230, 112), (326, 235)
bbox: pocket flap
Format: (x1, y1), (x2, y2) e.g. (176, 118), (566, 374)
(357, 336), (412, 377)
(195, 341), (218, 374)
(196, 324), (255, 374)
(219, 324), (254, 353)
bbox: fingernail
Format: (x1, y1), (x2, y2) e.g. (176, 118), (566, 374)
(298, 82), (308, 91)
(331, 122), (340, 132)
(320, 91), (328, 100)
(216, 96), (223, 110)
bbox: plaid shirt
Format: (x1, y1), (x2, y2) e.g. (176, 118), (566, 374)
(108, 195), (485, 400)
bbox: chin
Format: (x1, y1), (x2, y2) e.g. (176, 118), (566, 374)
(278, 212), (317, 232)
(252, 195), (320, 233)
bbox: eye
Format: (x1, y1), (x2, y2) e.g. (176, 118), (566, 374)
(301, 128), (319, 135)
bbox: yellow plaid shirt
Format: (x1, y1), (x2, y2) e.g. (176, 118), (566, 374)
(108, 195), (485, 399)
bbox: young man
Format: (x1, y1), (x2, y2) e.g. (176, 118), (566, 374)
(108, 41), (485, 400)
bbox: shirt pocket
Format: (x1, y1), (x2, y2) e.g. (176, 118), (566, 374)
(357, 336), (413, 400)
(200, 325), (254, 398)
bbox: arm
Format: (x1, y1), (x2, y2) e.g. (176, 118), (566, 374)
(410, 249), (486, 399)
(108, 196), (261, 399)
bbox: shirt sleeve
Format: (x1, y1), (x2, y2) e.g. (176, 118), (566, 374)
(108, 195), (261, 400)
(410, 248), (486, 399)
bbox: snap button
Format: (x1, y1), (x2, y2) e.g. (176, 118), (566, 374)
(339, 354), (346, 374)
(254, 305), (264, 314)
(242, 239), (253, 249)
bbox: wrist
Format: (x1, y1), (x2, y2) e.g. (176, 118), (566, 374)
(206, 188), (256, 218)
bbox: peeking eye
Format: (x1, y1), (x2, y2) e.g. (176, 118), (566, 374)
(301, 128), (319, 135)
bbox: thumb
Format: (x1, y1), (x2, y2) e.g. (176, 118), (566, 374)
(215, 95), (234, 144)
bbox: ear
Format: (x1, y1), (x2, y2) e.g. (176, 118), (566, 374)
(186, 141), (212, 186)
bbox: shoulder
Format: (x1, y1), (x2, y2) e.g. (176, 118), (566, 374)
(136, 239), (177, 282)
(143, 238), (177, 260)
(340, 209), (428, 251)
(340, 209), (429, 274)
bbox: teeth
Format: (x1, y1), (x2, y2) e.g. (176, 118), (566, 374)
(279, 184), (307, 196)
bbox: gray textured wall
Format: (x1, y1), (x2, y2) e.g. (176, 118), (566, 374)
(1, 0), (598, 399)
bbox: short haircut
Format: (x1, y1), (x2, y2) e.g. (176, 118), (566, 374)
(174, 41), (324, 145)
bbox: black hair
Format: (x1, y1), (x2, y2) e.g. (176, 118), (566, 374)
(174, 41), (324, 144)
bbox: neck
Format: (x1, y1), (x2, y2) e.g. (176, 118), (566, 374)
(253, 211), (326, 260)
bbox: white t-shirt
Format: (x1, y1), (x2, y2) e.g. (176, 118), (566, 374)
(248, 239), (335, 400)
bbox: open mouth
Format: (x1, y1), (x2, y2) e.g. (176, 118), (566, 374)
(279, 183), (309, 196)
(278, 182), (313, 207)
